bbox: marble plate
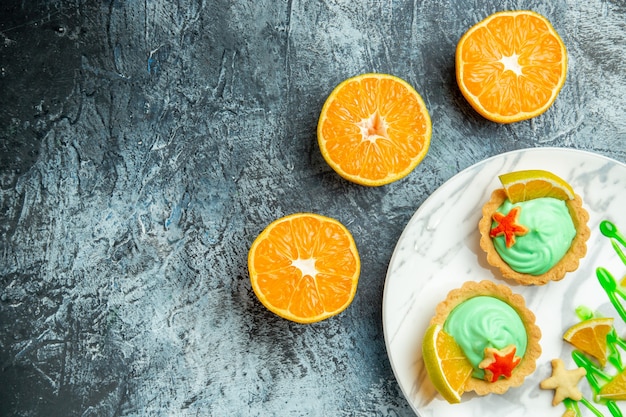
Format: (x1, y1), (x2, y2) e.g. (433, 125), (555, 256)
(382, 147), (626, 417)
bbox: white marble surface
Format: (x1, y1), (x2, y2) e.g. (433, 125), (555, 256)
(383, 147), (626, 417)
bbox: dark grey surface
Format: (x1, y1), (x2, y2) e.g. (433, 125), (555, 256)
(1, 1), (625, 416)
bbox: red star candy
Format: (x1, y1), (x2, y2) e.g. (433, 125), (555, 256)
(479, 345), (522, 383)
(490, 206), (528, 248)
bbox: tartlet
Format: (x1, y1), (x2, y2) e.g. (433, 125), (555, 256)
(429, 280), (542, 396)
(479, 187), (590, 286)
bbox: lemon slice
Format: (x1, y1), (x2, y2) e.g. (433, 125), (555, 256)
(599, 368), (626, 400)
(563, 317), (614, 367)
(498, 169), (575, 203)
(422, 324), (473, 403)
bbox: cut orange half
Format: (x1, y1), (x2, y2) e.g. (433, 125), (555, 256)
(248, 213), (360, 324)
(498, 169), (575, 203)
(456, 10), (567, 123)
(422, 324), (473, 404)
(563, 317), (614, 367)
(317, 73), (432, 186)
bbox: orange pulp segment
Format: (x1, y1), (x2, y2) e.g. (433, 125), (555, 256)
(456, 10), (567, 123)
(248, 213), (360, 324)
(422, 324), (473, 403)
(563, 317), (614, 367)
(498, 169), (575, 203)
(317, 73), (432, 186)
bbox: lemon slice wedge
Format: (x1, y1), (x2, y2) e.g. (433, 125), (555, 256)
(422, 324), (473, 403)
(498, 169), (575, 203)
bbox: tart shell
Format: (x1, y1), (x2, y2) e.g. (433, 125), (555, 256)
(430, 280), (542, 396)
(478, 189), (590, 286)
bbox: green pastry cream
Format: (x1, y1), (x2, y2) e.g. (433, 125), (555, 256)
(443, 296), (527, 379)
(492, 197), (576, 275)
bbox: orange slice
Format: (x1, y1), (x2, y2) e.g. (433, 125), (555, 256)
(456, 10), (567, 123)
(317, 73), (432, 186)
(599, 368), (626, 400)
(563, 317), (614, 367)
(498, 169), (575, 203)
(248, 213), (360, 324)
(422, 324), (474, 403)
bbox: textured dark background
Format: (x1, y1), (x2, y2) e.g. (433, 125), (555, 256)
(1, 1), (625, 416)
